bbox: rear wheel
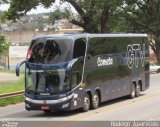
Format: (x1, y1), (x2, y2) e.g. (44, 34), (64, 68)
(129, 83), (136, 99)
(135, 83), (141, 97)
(82, 93), (90, 112)
(92, 92), (100, 109)
(157, 69), (160, 73)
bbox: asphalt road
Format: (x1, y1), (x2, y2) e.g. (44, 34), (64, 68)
(0, 73), (160, 127)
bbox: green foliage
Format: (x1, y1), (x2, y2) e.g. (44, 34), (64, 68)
(0, 95), (24, 107)
(0, 0), (9, 4)
(121, 0), (160, 34)
(0, 35), (9, 53)
(49, 9), (68, 24)
(3, 0), (125, 33)
(2, 0), (55, 21)
(121, 0), (160, 63)
(0, 11), (4, 24)
(0, 76), (24, 94)
(63, 0), (125, 33)
(2, 0), (160, 63)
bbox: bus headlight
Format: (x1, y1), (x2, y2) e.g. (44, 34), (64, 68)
(25, 97), (31, 102)
(58, 94), (73, 102)
(59, 97), (67, 102)
(62, 103), (69, 108)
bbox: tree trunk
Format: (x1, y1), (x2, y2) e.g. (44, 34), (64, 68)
(100, 6), (110, 33)
(154, 37), (160, 64)
(156, 53), (160, 64)
(149, 35), (160, 64)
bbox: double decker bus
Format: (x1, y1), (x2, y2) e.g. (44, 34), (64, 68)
(16, 33), (149, 113)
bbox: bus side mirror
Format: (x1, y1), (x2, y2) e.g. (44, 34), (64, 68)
(16, 61), (26, 77)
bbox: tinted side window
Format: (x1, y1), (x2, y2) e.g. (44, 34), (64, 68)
(88, 37), (118, 57)
(88, 38), (106, 57)
(88, 37), (132, 57)
(73, 38), (86, 58)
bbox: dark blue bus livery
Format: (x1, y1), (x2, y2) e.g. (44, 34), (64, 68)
(16, 34), (150, 112)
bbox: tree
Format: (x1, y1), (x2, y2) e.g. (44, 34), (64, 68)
(121, 0), (160, 63)
(0, 35), (9, 53)
(0, 11), (4, 24)
(3, 0), (125, 33)
(0, 0), (9, 4)
(49, 9), (68, 24)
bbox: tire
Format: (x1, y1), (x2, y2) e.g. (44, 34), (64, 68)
(92, 92), (100, 109)
(157, 69), (160, 73)
(129, 83), (136, 99)
(135, 83), (141, 97)
(82, 93), (90, 112)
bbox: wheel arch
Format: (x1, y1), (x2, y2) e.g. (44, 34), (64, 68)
(132, 80), (136, 87)
(138, 79), (143, 91)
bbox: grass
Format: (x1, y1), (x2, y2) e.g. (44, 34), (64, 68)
(0, 95), (24, 107)
(0, 69), (25, 74)
(0, 75), (25, 106)
(0, 76), (24, 94)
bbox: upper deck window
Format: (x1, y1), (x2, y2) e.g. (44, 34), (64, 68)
(27, 38), (72, 64)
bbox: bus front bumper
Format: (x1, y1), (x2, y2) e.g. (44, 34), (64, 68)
(25, 94), (73, 111)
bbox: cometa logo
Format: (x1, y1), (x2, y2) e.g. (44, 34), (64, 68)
(97, 57), (113, 67)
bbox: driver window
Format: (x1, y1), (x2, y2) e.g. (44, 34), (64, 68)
(71, 62), (82, 89)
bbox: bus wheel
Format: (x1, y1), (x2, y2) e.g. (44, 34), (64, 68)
(92, 92), (100, 109)
(82, 93), (90, 112)
(135, 83), (141, 97)
(129, 83), (136, 99)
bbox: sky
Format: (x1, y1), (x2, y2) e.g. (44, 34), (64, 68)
(0, 0), (74, 14)
(0, 4), (57, 14)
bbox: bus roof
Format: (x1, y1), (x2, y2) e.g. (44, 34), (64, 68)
(34, 33), (147, 40)
(88, 33), (147, 38)
(33, 34), (87, 40)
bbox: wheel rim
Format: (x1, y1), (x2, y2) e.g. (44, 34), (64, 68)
(93, 94), (99, 108)
(136, 84), (140, 96)
(131, 85), (135, 97)
(84, 96), (90, 110)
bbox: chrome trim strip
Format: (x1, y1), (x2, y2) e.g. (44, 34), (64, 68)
(25, 93), (74, 105)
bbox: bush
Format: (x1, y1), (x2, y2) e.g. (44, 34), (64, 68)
(0, 34), (9, 53)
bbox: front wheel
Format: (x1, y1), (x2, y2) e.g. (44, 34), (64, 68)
(92, 92), (100, 109)
(129, 83), (136, 99)
(82, 93), (90, 112)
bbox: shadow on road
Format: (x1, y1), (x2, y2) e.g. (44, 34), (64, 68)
(5, 94), (146, 119)
(100, 94), (146, 108)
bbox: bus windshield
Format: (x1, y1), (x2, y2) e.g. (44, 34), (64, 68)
(27, 38), (72, 64)
(25, 67), (70, 94)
